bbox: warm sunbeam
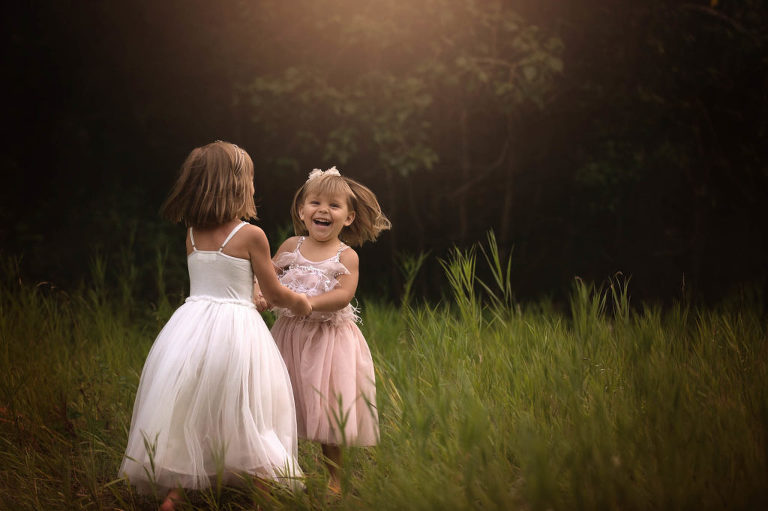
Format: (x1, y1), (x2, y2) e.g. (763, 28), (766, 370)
(2, 2), (767, 506)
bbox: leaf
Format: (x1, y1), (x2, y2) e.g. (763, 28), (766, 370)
(548, 57), (564, 73)
(523, 66), (537, 81)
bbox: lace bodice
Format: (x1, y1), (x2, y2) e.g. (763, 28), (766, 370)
(273, 237), (358, 323)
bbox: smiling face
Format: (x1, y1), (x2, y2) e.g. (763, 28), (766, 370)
(299, 191), (356, 243)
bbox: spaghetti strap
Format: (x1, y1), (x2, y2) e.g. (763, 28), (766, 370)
(219, 222), (248, 251)
(189, 227), (197, 251)
(334, 242), (348, 261)
(295, 236), (306, 251)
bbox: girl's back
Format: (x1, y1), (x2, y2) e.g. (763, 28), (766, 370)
(186, 222), (254, 303)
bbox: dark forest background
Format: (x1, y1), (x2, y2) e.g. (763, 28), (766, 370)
(2, 0), (766, 305)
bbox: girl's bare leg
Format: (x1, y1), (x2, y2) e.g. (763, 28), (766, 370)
(160, 489), (181, 511)
(252, 477), (271, 511)
(322, 444), (342, 494)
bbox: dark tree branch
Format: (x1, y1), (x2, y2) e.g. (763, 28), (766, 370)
(447, 138), (510, 199)
(681, 4), (760, 41)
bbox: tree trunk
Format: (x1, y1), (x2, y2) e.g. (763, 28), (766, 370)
(500, 121), (515, 246)
(500, 162), (514, 246)
(459, 108), (470, 243)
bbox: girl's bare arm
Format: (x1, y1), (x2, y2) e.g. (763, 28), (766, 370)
(307, 249), (359, 312)
(247, 227), (311, 315)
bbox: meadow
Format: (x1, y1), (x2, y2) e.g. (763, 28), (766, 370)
(1, 236), (767, 510)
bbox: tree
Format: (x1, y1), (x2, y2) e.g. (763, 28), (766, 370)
(241, 0), (562, 257)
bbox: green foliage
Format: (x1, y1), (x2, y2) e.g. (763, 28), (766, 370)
(396, 250), (430, 310)
(240, 0), (563, 252)
(1, 243), (767, 509)
(477, 231), (514, 318)
(6, 0), (768, 306)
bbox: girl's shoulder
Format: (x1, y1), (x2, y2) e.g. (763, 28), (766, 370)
(338, 245), (359, 270)
(272, 236), (302, 269)
(274, 235), (302, 256)
(236, 223), (268, 245)
(213, 222), (268, 259)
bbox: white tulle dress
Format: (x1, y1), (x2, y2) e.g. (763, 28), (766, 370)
(119, 222), (302, 494)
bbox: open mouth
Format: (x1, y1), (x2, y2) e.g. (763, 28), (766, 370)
(313, 219), (331, 226)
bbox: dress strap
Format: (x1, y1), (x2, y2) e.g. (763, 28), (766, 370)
(295, 236), (306, 251)
(189, 227), (197, 251)
(219, 222), (247, 251)
(334, 242), (348, 261)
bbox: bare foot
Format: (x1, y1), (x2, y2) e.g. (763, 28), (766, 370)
(322, 444), (342, 497)
(254, 477), (271, 495)
(328, 477), (341, 497)
(160, 489), (181, 511)
(251, 478), (271, 511)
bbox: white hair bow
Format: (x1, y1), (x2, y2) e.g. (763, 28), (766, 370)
(307, 166), (341, 182)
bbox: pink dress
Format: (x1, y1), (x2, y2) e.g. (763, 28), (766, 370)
(271, 237), (379, 446)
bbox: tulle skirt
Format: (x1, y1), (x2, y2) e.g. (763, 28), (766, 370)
(119, 298), (302, 494)
(271, 316), (379, 446)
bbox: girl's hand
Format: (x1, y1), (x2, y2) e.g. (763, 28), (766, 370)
(290, 293), (312, 317)
(253, 292), (268, 312)
(252, 279), (268, 312)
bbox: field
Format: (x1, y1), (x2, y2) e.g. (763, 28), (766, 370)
(1, 240), (767, 510)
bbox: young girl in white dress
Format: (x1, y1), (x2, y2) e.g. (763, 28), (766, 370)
(119, 141), (311, 510)
(268, 166), (391, 494)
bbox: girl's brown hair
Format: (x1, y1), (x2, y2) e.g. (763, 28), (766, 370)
(161, 141), (257, 227)
(290, 171), (391, 247)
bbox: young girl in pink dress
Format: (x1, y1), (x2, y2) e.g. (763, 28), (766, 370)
(119, 141), (310, 510)
(269, 167), (391, 494)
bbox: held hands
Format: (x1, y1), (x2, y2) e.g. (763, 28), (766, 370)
(253, 291), (269, 313)
(254, 275), (310, 315)
(290, 293), (312, 317)
(252, 279), (269, 312)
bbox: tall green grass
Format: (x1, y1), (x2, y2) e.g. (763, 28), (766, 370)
(1, 238), (766, 509)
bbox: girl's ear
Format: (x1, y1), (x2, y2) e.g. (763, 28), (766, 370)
(344, 210), (356, 226)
